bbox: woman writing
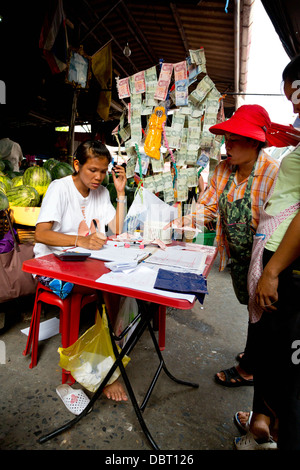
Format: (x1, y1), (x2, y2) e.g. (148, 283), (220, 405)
(34, 140), (128, 401)
(34, 140), (126, 257)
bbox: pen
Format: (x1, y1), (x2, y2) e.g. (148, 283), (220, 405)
(92, 219), (99, 233)
(137, 253), (152, 264)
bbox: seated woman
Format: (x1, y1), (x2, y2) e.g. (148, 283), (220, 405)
(34, 140), (128, 401)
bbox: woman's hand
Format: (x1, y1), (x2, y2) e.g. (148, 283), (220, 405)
(78, 232), (107, 250)
(255, 269), (278, 311)
(164, 214), (195, 230)
(112, 165), (127, 195)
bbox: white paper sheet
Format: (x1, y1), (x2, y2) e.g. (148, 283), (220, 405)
(144, 246), (207, 273)
(67, 245), (150, 263)
(96, 265), (195, 303)
(21, 317), (60, 341)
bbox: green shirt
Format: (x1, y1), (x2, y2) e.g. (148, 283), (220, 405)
(265, 145), (300, 252)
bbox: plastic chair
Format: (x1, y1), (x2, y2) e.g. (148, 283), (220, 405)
(23, 282), (97, 383)
(153, 305), (166, 351)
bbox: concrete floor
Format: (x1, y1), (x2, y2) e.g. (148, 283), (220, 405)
(0, 257), (254, 452)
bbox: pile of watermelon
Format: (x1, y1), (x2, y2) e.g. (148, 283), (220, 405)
(0, 158), (73, 211)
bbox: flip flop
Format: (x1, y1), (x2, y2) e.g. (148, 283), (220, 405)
(234, 433), (277, 450)
(234, 411), (253, 433)
(56, 384), (91, 415)
(214, 366), (254, 387)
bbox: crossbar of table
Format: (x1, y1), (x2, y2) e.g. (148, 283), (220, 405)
(22, 249), (216, 449)
(38, 295), (199, 450)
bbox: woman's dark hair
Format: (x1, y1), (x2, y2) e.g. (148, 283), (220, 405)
(245, 137), (267, 154)
(282, 54), (300, 83)
(74, 140), (112, 167)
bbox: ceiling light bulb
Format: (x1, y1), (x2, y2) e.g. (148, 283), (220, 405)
(123, 43), (131, 57)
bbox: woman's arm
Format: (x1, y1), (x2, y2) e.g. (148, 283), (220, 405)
(255, 211), (300, 311)
(35, 221), (107, 250)
(108, 165), (127, 235)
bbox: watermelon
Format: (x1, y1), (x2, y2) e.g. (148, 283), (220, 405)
(0, 175), (13, 192)
(2, 159), (13, 172)
(23, 166), (52, 196)
(0, 181), (6, 194)
(6, 171), (19, 179)
(12, 175), (23, 187)
(0, 191), (9, 211)
(43, 158), (60, 172)
(6, 185), (40, 207)
(50, 162), (73, 180)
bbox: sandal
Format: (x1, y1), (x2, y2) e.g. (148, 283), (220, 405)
(56, 384), (91, 415)
(234, 433), (277, 450)
(214, 366), (254, 387)
(234, 411), (253, 433)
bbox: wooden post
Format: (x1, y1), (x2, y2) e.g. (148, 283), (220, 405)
(67, 88), (79, 156)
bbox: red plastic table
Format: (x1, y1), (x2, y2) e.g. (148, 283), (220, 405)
(23, 244), (217, 450)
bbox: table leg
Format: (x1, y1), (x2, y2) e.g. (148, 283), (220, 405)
(38, 298), (199, 450)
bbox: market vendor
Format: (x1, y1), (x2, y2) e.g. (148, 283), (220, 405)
(34, 139), (128, 401)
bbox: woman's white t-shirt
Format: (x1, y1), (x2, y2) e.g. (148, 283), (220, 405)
(34, 175), (116, 258)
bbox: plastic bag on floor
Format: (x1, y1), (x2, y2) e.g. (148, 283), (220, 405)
(58, 306), (130, 393)
(114, 296), (140, 348)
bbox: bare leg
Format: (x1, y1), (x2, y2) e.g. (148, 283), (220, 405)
(250, 413), (271, 440)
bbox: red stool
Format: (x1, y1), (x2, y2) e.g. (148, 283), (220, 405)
(153, 305), (166, 351)
(23, 282), (97, 383)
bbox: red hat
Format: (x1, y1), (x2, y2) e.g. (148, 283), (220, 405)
(209, 104), (300, 147)
(209, 104), (271, 142)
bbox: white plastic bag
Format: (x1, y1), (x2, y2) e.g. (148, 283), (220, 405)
(123, 187), (178, 234)
(114, 297), (139, 347)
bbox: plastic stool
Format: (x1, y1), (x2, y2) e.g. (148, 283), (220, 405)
(23, 282), (97, 383)
(153, 305), (166, 351)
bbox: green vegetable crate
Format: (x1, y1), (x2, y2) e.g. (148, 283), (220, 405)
(193, 231), (216, 246)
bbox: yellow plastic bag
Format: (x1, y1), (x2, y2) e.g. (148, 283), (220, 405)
(144, 106), (166, 160)
(58, 306), (130, 393)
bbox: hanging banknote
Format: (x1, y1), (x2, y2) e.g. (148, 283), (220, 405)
(145, 66), (159, 107)
(130, 93), (142, 143)
(176, 169), (188, 202)
(117, 77), (131, 99)
(172, 111), (186, 132)
(189, 75), (215, 106)
(154, 63), (173, 101)
(189, 48), (207, 73)
(143, 175), (156, 193)
(132, 71), (146, 94)
(186, 56), (201, 86)
(174, 60), (188, 106)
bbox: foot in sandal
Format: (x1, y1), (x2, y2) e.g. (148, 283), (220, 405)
(215, 364), (253, 387)
(103, 379), (128, 401)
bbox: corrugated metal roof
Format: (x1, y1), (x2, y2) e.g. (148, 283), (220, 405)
(0, 0), (254, 129)
(64, 0), (254, 116)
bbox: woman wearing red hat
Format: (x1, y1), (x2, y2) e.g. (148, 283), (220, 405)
(194, 105), (280, 388)
(234, 55), (300, 450)
(170, 100), (300, 388)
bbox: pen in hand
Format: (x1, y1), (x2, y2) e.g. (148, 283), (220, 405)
(92, 219), (107, 240)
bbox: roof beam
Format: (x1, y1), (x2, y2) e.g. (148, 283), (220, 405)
(170, 3), (190, 56)
(79, 0), (138, 74)
(119, 0), (157, 64)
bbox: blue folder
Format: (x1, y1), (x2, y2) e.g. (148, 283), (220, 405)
(154, 268), (208, 304)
